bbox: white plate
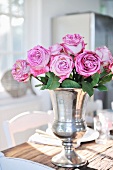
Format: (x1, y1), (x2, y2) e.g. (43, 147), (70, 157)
(0, 156), (55, 170)
(78, 127), (99, 143)
(29, 127), (99, 148)
(46, 127), (99, 143)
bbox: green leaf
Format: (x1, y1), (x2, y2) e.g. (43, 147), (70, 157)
(100, 70), (108, 77)
(40, 76), (48, 84)
(61, 79), (81, 88)
(82, 81), (94, 97)
(46, 72), (53, 78)
(35, 84), (43, 87)
(30, 75), (32, 82)
(41, 85), (48, 90)
(84, 76), (92, 83)
(91, 73), (100, 86)
(46, 72), (60, 89)
(99, 74), (112, 84)
(97, 85), (108, 91)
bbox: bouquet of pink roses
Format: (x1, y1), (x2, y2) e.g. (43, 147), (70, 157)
(12, 33), (113, 96)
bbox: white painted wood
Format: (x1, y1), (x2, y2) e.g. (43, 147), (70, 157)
(3, 111), (54, 148)
(86, 99), (103, 126)
(0, 91), (52, 150)
(111, 101), (113, 110)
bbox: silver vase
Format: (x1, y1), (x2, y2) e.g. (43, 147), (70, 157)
(49, 88), (89, 168)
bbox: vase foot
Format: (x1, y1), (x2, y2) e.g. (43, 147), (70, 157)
(51, 149), (87, 168)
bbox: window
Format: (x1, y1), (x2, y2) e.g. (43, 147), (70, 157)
(0, 0), (25, 89)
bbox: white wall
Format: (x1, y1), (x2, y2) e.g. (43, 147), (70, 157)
(25, 0), (100, 49)
(24, 0), (43, 51)
(41, 0), (100, 47)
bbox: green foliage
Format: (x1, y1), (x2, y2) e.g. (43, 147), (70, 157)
(99, 73), (112, 84)
(40, 76), (48, 84)
(33, 71), (113, 97)
(91, 73), (100, 86)
(61, 79), (81, 88)
(96, 85), (108, 91)
(82, 81), (94, 97)
(41, 72), (60, 90)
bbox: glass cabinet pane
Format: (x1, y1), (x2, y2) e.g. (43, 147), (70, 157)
(0, 54), (12, 78)
(0, 0), (9, 13)
(11, 0), (24, 16)
(11, 17), (24, 52)
(0, 15), (10, 51)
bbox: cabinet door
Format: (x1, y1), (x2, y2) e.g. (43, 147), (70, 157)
(95, 14), (113, 54)
(95, 14), (113, 109)
(52, 13), (92, 50)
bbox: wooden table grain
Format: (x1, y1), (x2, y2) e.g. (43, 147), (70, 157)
(2, 140), (113, 170)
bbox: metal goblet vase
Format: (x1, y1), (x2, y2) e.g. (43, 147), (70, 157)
(49, 88), (89, 168)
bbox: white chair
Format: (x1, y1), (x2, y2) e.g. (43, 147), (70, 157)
(85, 99), (103, 127)
(86, 99), (103, 113)
(111, 101), (113, 110)
(3, 111), (54, 148)
(0, 152), (55, 170)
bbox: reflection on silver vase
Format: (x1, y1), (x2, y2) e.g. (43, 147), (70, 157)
(49, 88), (89, 168)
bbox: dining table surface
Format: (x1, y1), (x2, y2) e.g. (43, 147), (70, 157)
(2, 139), (113, 170)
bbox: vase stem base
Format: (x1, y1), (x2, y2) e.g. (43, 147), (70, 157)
(51, 148), (87, 168)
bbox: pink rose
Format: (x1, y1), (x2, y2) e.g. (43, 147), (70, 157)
(12, 60), (30, 82)
(109, 62), (113, 73)
(27, 45), (50, 76)
(30, 67), (49, 77)
(62, 34), (86, 55)
(75, 51), (101, 77)
(50, 54), (74, 83)
(49, 43), (63, 55)
(96, 46), (113, 69)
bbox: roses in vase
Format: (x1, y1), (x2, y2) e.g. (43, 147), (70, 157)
(12, 33), (113, 97)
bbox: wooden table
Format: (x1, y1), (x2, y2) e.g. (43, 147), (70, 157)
(2, 140), (113, 170)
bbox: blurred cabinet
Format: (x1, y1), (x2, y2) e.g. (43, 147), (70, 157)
(52, 12), (113, 53)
